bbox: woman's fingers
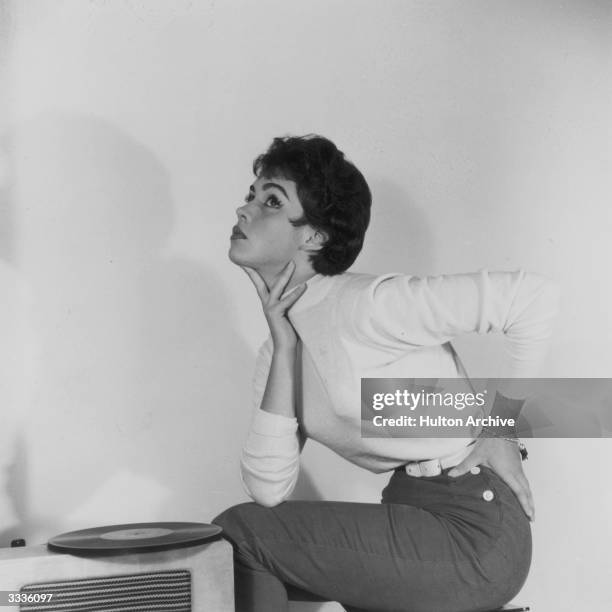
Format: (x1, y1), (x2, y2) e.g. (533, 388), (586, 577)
(277, 283), (307, 309)
(269, 261), (296, 301)
(241, 266), (269, 301)
(243, 261), (304, 311)
(267, 284), (307, 317)
(241, 262), (305, 349)
(513, 471), (535, 521)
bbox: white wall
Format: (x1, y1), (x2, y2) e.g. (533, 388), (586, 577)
(1, 1), (610, 610)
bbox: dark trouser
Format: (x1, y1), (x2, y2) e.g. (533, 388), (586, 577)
(212, 466), (531, 612)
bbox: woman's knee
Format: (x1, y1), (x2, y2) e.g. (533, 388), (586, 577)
(212, 502), (263, 544)
(212, 502), (278, 572)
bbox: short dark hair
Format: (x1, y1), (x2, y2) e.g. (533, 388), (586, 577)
(253, 135), (371, 276)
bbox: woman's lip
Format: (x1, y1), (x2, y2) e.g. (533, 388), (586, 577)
(231, 226), (247, 239)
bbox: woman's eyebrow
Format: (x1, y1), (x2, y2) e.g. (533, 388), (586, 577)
(261, 182), (289, 199)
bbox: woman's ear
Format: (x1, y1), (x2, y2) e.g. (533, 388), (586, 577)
(301, 229), (328, 252)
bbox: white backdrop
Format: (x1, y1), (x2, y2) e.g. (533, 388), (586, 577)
(1, 1), (611, 610)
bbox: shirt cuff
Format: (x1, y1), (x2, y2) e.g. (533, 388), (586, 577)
(251, 408), (299, 437)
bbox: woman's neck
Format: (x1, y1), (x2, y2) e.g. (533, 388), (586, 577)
(260, 263), (317, 293)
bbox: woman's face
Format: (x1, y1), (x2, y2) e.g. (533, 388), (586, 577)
(229, 175), (311, 272)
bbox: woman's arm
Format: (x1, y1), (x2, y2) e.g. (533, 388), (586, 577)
(240, 340), (304, 507)
(347, 269), (560, 520)
(350, 268), (560, 381)
(239, 263), (307, 507)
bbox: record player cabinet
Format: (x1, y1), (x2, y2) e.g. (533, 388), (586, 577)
(0, 539), (234, 610)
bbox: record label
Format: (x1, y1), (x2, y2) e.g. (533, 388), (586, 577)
(99, 527), (174, 540)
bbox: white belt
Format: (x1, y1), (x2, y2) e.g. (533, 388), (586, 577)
(402, 443), (475, 478)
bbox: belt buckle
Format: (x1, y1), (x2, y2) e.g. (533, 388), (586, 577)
(405, 458), (443, 478)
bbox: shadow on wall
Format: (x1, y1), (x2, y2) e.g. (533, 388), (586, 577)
(356, 178), (435, 276)
(0, 135), (24, 542)
(0, 112), (256, 543)
(0, 432), (26, 546)
(0, 150), (14, 263)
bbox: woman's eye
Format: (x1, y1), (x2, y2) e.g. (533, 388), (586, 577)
(265, 195), (282, 208)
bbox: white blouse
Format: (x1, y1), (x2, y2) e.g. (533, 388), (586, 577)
(240, 270), (560, 506)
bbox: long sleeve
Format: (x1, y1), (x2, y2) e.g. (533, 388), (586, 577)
(240, 338), (302, 507)
(348, 269), (560, 382)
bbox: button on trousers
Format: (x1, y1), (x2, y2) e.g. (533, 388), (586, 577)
(212, 466), (531, 612)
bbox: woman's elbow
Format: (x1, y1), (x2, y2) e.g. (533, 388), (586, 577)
(241, 478), (293, 507)
(249, 490), (288, 508)
(239, 461), (298, 507)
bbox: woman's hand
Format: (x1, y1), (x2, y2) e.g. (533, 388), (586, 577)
(449, 437), (535, 521)
(242, 261), (307, 351)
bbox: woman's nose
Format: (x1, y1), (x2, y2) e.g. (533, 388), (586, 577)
(236, 202), (252, 220)
(235, 203), (247, 219)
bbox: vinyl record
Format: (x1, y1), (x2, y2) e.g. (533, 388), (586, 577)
(48, 522), (223, 555)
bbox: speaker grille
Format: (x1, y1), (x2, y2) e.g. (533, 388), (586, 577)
(19, 570), (191, 611)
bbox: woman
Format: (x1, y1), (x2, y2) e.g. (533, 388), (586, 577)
(213, 135), (559, 612)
